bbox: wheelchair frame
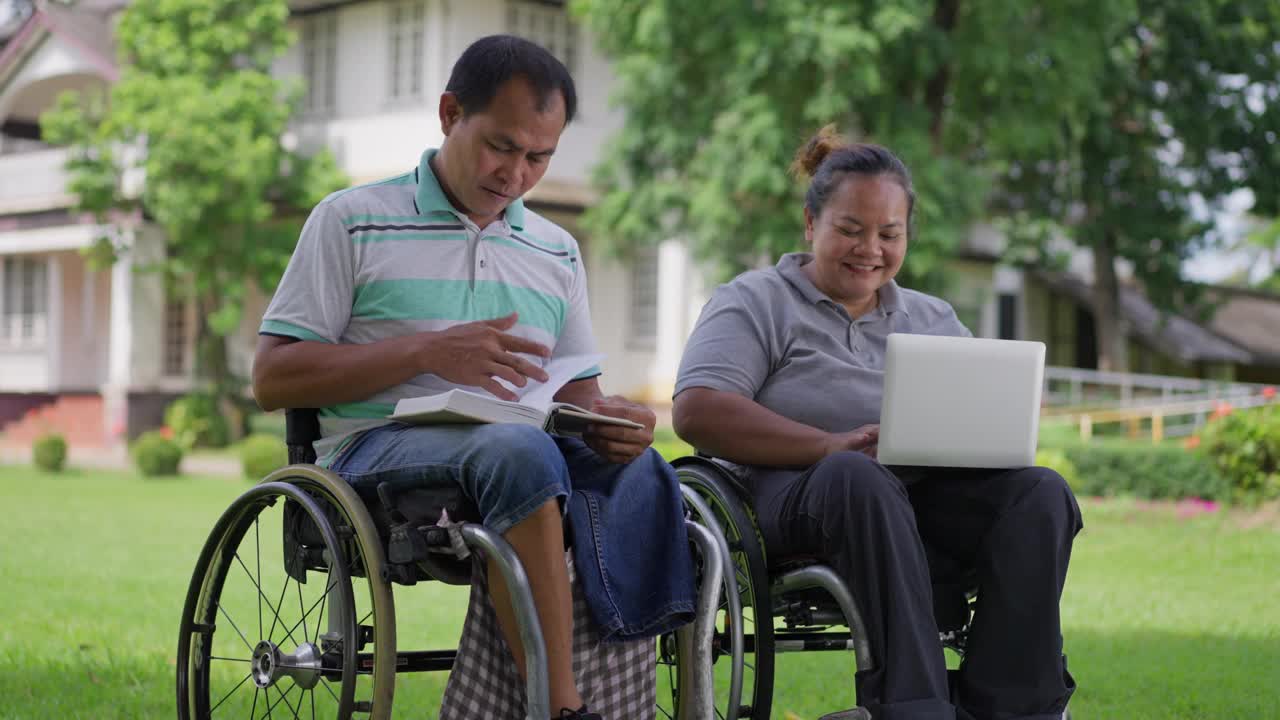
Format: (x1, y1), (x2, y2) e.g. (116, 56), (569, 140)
(177, 409), (725, 720)
(670, 455), (1040, 720)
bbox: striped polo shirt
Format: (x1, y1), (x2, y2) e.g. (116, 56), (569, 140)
(260, 148), (599, 464)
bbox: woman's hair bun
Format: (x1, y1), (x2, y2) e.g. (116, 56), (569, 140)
(790, 124), (849, 181)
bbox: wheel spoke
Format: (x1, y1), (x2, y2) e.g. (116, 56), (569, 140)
(309, 687), (316, 720)
(313, 570), (332, 644)
(296, 576), (308, 642)
(217, 601), (256, 654)
(273, 682), (302, 719)
(209, 672), (253, 714)
(256, 517), (264, 642)
(250, 687), (260, 718)
(259, 680), (296, 719)
(281, 579), (335, 652)
(318, 678), (340, 704)
(235, 553), (303, 649)
(265, 563), (294, 647)
(210, 656), (252, 664)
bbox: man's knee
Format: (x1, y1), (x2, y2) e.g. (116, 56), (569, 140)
(464, 425), (571, 531)
(472, 424), (566, 477)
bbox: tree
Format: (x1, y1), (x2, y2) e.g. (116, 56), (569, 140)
(993, 0), (1280, 370)
(574, 0), (1280, 373)
(570, 0), (1120, 292)
(41, 0), (345, 430)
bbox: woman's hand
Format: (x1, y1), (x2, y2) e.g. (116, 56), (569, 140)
(825, 424), (880, 459)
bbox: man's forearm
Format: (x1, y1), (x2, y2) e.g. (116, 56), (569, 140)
(252, 335), (426, 411)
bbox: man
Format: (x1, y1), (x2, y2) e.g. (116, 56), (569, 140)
(253, 35), (695, 720)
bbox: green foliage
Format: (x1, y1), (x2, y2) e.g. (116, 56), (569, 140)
(131, 431), (184, 477)
(571, 0), (1121, 289)
(164, 394), (230, 450)
(240, 433), (288, 480)
(40, 0), (346, 398)
(1063, 443), (1227, 501)
(651, 427), (694, 462)
(575, 0), (1280, 369)
(1035, 448), (1080, 490)
(1198, 405), (1280, 506)
(32, 434), (68, 473)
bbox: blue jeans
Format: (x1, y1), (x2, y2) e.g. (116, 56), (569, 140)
(328, 422), (697, 641)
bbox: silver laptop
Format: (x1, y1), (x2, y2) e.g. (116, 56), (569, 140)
(877, 333), (1046, 468)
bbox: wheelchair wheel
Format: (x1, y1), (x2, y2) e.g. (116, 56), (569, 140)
(177, 466), (396, 719)
(661, 459), (775, 720)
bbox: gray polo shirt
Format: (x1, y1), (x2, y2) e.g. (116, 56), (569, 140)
(675, 252), (971, 434)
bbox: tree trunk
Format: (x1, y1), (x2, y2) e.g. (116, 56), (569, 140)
(196, 291), (250, 441)
(925, 0), (961, 153)
(1092, 230), (1128, 372)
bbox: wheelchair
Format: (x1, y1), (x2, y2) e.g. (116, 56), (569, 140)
(663, 456), (1071, 720)
(176, 409), (725, 720)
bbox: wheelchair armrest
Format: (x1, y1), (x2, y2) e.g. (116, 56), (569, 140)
(285, 408), (321, 465)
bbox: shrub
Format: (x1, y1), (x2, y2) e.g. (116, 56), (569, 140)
(1063, 443), (1227, 501)
(1198, 404), (1280, 506)
(33, 433), (67, 472)
(164, 394), (230, 449)
(1034, 448), (1079, 489)
(132, 431), (183, 477)
(240, 433), (287, 480)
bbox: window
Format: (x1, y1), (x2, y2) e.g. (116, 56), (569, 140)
(301, 11), (338, 114)
(506, 1), (579, 75)
(628, 247), (658, 348)
(387, 1), (427, 102)
(0, 255), (48, 347)
(163, 297), (191, 377)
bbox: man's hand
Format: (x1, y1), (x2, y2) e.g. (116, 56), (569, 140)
(583, 396), (657, 464)
(824, 424), (880, 460)
(418, 313), (551, 400)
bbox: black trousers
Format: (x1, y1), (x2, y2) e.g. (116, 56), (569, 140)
(747, 452), (1083, 720)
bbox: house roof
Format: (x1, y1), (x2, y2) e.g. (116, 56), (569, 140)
(1204, 286), (1280, 366)
(0, 1), (118, 85)
(1032, 270), (1254, 365)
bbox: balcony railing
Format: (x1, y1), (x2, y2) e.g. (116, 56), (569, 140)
(0, 147), (73, 214)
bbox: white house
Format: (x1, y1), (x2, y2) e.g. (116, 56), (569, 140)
(0, 0), (707, 447)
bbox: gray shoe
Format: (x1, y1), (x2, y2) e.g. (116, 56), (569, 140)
(818, 709), (872, 720)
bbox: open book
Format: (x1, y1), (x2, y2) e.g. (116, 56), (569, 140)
(388, 353), (644, 438)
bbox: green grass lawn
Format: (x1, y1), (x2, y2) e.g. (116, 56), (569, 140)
(1, 464), (1277, 719)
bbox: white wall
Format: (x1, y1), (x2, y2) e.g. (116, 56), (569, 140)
(0, 349), (46, 390)
(53, 250), (110, 390)
(277, 0), (620, 189)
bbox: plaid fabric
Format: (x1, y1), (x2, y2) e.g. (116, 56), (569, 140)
(439, 552), (656, 720)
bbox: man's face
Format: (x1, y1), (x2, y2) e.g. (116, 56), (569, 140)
(437, 78), (566, 227)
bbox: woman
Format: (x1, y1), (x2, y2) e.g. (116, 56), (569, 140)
(673, 126), (1081, 720)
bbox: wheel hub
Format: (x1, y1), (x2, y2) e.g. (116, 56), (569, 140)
(251, 640), (323, 690)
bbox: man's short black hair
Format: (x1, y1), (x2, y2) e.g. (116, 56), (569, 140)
(446, 35), (577, 124)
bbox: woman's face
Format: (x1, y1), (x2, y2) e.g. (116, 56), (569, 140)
(804, 174), (909, 316)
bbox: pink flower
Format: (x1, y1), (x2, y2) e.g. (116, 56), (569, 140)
(1263, 386), (1277, 400)
(1183, 435), (1201, 450)
(159, 426), (174, 440)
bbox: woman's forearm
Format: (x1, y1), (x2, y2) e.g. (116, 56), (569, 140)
(672, 387), (833, 468)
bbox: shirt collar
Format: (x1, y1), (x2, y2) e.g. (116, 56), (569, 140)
(776, 252), (910, 318)
(415, 148), (526, 231)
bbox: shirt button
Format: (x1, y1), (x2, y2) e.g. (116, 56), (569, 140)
(479, 259), (486, 268)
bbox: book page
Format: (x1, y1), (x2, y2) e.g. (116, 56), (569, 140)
(516, 353), (605, 410)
